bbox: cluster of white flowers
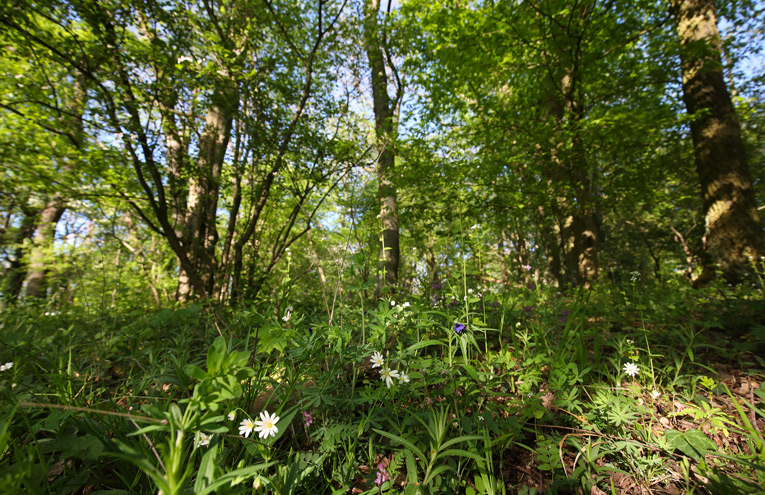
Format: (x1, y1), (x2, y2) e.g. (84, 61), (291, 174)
(0, 362), (13, 372)
(370, 351), (409, 388)
(239, 411), (280, 439)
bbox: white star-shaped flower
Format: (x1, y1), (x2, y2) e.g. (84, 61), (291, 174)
(651, 390), (661, 400)
(399, 371), (410, 383)
(380, 367), (400, 388)
(239, 418), (255, 438)
(623, 362), (639, 377)
(254, 411), (280, 439)
(196, 432), (212, 447)
(370, 351), (384, 369)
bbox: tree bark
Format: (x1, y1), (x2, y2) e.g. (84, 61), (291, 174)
(672, 0), (764, 284)
(23, 73), (88, 298)
(23, 197), (66, 298)
(177, 85), (238, 300)
(363, 0), (400, 296)
(3, 204), (37, 301)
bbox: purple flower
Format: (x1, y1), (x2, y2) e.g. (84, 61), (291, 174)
(522, 305), (533, 314)
(527, 281), (537, 290)
(374, 463), (390, 486)
(522, 264), (532, 271)
(303, 411), (313, 427)
(454, 323), (465, 334)
(430, 282), (442, 290)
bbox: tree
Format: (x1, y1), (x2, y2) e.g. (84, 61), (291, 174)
(2, 0), (355, 303)
(363, 0), (402, 296)
(671, 0), (764, 285)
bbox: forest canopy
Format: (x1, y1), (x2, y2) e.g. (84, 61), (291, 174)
(0, 0), (763, 304)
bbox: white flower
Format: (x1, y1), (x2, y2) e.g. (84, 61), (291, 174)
(623, 362), (639, 377)
(390, 300), (396, 306)
(228, 411), (236, 421)
(468, 288), (473, 294)
(196, 432), (212, 447)
(516, 322), (521, 327)
(380, 367), (400, 388)
(651, 390), (661, 400)
(254, 411), (280, 439)
(0, 362), (12, 372)
(399, 371), (410, 383)
(239, 418), (256, 438)
(370, 351), (384, 369)
(282, 306), (293, 322)
(478, 415), (484, 421)
(177, 55), (193, 64)
(253, 476), (265, 489)
(626, 339), (634, 345)
(402, 302), (410, 308)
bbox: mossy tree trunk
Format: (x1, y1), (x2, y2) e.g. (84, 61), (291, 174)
(672, 0), (764, 285)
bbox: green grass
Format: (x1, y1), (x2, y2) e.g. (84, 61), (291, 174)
(1, 280), (764, 494)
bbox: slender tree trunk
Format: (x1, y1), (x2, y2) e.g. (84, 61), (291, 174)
(3, 205), (37, 301)
(23, 74), (88, 298)
(364, 0), (400, 297)
(537, 205), (564, 287)
(672, 0), (764, 284)
(24, 198), (66, 298)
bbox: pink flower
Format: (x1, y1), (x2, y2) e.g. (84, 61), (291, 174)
(303, 410), (313, 427)
(374, 463), (390, 486)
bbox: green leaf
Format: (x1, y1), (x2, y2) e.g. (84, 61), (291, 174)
(184, 364), (208, 381)
(404, 449), (420, 485)
(373, 428), (426, 461)
(406, 339), (445, 352)
(194, 444), (218, 493)
(664, 429), (715, 461)
(436, 448), (485, 464)
(424, 464), (452, 484)
(207, 337), (227, 375)
(462, 363), (480, 383)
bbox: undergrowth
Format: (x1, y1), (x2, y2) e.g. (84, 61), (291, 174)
(1, 278), (764, 494)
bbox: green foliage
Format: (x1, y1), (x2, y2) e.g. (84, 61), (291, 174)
(1, 277), (764, 493)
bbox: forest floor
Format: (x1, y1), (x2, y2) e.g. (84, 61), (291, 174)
(1, 281), (764, 495)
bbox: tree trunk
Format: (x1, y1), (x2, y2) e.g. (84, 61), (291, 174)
(178, 85), (238, 300)
(23, 197), (66, 298)
(672, 0), (764, 284)
(3, 205), (37, 301)
(23, 73), (88, 298)
(363, 0), (400, 297)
